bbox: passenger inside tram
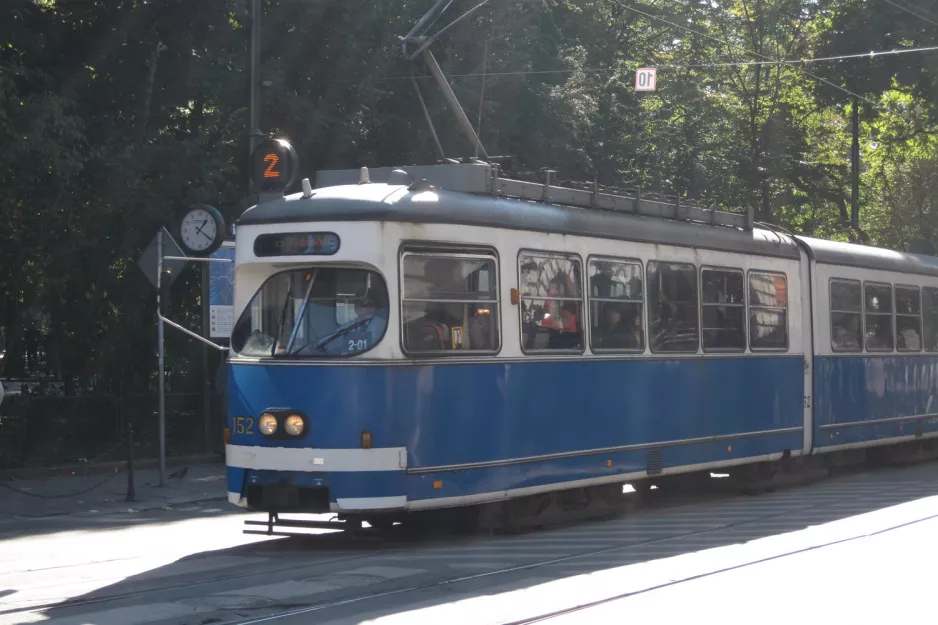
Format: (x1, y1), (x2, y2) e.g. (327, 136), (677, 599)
(539, 272), (581, 349)
(593, 303), (642, 349)
(403, 255), (499, 352)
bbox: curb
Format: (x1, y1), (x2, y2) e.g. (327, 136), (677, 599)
(121, 493), (229, 513)
(3, 493), (230, 521)
(0, 453), (225, 481)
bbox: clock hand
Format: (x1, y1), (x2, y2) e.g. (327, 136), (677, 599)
(195, 220), (211, 240)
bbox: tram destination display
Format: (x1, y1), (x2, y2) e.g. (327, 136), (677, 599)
(253, 232), (340, 257)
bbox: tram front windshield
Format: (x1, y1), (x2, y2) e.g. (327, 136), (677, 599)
(231, 268), (389, 357)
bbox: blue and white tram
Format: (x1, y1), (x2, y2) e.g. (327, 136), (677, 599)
(222, 164), (938, 525)
(802, 238), (938, 452)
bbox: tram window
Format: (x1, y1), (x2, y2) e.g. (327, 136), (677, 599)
(895, 286), (922, 352)
(830, 279), (862, 352)
(519, 252), (584, 352)
(701, 268), (745, 351)
(230, 268), (389, 357)
(401, 252), (499, 353)
(647, 262), (699, 353)
(588, 258), (643, 351)
(864, 282), (893, 351)
(924, 287), (938, 352)
(748, 272), (788, 350)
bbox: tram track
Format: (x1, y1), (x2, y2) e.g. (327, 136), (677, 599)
(214, 470), (930, 624)
(502, 508), (938, 625)
(6, 463), (932, 624)
(0, 538), (414, 617)
(0, 478), (739, 619)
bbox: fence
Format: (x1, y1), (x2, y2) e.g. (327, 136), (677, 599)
(0, 391), (225, 470)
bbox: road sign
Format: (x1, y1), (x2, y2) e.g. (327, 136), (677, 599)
(136, 227), (188, 289)
(635, 67), (657, 91)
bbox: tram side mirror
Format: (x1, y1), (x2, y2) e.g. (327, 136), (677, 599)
(160, 270), (173, 318)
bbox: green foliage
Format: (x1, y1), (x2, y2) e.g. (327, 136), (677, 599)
(1, 0), (936, 386)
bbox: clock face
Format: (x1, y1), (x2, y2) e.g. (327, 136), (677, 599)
(180, 207), (219, 253)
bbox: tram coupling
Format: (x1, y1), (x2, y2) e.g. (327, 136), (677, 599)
(244, 513), (378, 537)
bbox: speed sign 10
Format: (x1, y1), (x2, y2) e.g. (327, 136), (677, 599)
(635, 68), (657, 91)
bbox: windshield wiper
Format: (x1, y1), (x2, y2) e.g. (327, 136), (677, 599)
(272, 270), (318, 356)
(290, 317), (372, 355)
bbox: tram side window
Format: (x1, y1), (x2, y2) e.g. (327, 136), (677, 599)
(895, 286), (922, 352)
(647, 262), (699, 353)
(588, 258), (644, 351)
(924, 287), (938, 352)
(748, 272), (788, 350)
(519, 253), (584, 352)
(701, 268), (745, 351)
(864, 282), (893, 351)
(830, 279), (862, 352)
(401, 252), (499, 353)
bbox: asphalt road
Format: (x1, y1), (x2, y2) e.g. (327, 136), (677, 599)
(3, 461), (938, 625)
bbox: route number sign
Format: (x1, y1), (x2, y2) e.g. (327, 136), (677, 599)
(635, 68), (657, 91)
(252, 138), (299, 193)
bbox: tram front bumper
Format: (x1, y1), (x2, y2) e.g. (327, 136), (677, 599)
(225, 444), (408, 513)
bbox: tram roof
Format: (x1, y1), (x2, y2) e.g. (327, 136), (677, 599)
(796, 235), (938, 278)
(238, 183), (802, 259)
(237, 183), (938, 276)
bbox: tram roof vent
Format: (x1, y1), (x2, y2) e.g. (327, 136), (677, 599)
(408, 178), (434, 192)
(316, 162), (754, 231)
(387, 169), (413, 186)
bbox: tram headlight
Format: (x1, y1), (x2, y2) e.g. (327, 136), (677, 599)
(284, 414), (304, 436)
(258, 413), (278, 436)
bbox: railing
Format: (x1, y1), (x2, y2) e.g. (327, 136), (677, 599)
(0, 392), (225, 470)
(314, 162), (754, 231)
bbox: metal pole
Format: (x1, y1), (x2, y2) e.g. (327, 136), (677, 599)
(125, 424), (136, 502)
(157, 230), (166, 487)
(202, 262), (211, 454)
(421, 49), (489, 159)
(850, 96), (860, 233)
(474, 39), (489, 159)
(411, 76), (447, 162)
(247, 0), (262, 199)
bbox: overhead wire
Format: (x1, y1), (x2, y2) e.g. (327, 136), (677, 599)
(453, 44), (938, 75)
(433, 0), (497, 42)
(334, 0), (938, 107)
(406, 0), (497, 60)
(878, 0), (938, 27)
(607, 0), (882, 107)
(321, 44), (938, 84)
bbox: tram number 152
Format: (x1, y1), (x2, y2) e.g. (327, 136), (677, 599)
(233, 416), (254, 435)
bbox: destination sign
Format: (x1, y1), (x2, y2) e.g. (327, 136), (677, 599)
(254, 232), (340, 257)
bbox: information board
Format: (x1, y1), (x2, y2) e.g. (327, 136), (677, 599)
(209, 242), (235, 338)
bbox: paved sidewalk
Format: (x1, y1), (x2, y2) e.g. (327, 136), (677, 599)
(0, 462), (227, 519)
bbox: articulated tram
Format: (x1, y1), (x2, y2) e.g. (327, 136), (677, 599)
(224, 162), (938, 529)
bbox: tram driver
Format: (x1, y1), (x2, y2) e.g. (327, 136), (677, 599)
(342, 286), (387, 353)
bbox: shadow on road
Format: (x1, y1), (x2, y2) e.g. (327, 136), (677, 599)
(17, 462), (938, 625)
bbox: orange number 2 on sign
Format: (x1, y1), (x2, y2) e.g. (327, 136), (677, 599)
(263, 153), (280, 178)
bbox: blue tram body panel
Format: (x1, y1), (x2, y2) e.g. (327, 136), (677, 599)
(813, 355), (938, 447)
(226, 356), (804, 509)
